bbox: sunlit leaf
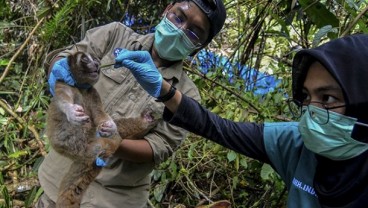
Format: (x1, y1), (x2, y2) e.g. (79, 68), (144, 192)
(0, 107), (5, 115)
(0, 59), (10, 66)
(8, 150), (29, 159)
(0, 117), (7, 125)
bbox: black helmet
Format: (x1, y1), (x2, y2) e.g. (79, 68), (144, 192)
(191, 0), (226, 44)
(173, 0), (226, 44)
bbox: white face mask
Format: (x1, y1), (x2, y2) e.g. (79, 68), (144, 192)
(298, 105), (368, 160)
(154, 16), (197, 61)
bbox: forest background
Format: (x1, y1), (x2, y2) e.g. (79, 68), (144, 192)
(0, 0), (367, 207)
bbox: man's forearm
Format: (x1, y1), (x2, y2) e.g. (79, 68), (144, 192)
(114, 139), (154, 163)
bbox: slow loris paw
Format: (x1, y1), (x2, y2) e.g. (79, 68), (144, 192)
(141, 108), (160, 128)
(97, 119), (117, 137)
(65, 103), (90, 125)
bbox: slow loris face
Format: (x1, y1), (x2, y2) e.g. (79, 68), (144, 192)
(68, 51), (101, 86)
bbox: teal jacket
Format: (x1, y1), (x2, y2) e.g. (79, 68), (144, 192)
(264, 122), (320, 207)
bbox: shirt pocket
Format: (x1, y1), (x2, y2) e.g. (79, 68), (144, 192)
(100, 55), (131, 84)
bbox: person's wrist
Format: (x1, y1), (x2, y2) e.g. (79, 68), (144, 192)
(159, 81), (171, 97)
(156, 84), (176, 102)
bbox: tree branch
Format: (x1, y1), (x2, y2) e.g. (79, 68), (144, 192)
(0, 17), (45, 84)
(341, 5), (368, 37)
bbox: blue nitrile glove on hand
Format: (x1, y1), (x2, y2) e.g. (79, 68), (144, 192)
(48, 58), (75, 96)
(95, 157), (107, 167)
(114, 49), (162, 98)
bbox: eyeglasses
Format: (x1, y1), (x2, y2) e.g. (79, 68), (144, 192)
(288, 99), (368, 127)
(287, 99), (346, 125)
(165, 11), (203, 47)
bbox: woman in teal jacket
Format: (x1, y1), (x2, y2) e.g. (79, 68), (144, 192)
(115, 34), (368, 207)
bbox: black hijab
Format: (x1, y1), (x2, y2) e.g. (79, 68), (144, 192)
(292, 34), (368, 207)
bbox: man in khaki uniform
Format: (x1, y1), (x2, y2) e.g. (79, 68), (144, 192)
(37, 0), (226, 207)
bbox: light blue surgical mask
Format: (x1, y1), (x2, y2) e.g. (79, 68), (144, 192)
(298, 105), (368, 160)
(154, 16), (197, 61)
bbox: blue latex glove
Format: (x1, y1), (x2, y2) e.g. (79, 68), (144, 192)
(48, 58), (75, 96)
(114, 50), (163, 98)
(95, 157), (107, 167)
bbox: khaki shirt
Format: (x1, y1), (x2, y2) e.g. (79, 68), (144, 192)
(38, 22), (200, 207)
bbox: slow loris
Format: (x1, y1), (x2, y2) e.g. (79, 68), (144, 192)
(45, 51), (158, 207)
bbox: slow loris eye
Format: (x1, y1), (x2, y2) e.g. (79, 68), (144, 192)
(81, 56), (89, 64)
(93, 58), (100, 64)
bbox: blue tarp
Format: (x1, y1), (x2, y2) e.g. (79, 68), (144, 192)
(190, 50), (281, 95)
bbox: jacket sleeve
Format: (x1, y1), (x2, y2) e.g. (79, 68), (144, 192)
(163, 94), (270, 163)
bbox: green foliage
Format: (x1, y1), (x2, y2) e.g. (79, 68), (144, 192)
(298, 0), (339, 27)
(312, 25), (338, 47)
(0, 0), (10, 20)
(41, 0), (80, 46)
(1, 0), (367, 207)
(0, 63), (48, 206)
(0, 173), (12, 208)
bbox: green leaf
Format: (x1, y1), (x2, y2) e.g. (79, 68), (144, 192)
(153, 181), (168, 202)
(312, 25), (338, 47)
(299, 0), (339, 33)
(8, 150), (29, 159)
(187, 143), (195, 160)
(343, 0), (360, 10)
(0, 172), (3, 184)
(260, 163), (274, 180)
(152, 170), (162, 181)
(232, 175), (239, 189)
(240, 158), (248, 169)
(24, 186), (39, 207)
(0, 107), (5, 115)
(169, 161), (178, 178)
(272, 93), (283, 103)
(227, 151), (237, 162)
(211, 106), (222, 114)
(0, 59), (10, 66)
(0, 172), (11, 207)
(0, 117), (7, 126)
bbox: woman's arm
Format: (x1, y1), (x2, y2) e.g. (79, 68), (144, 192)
(161, 84), (268, 162)
(160, 80), (182, 113)
(114, 50), (269, 162)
